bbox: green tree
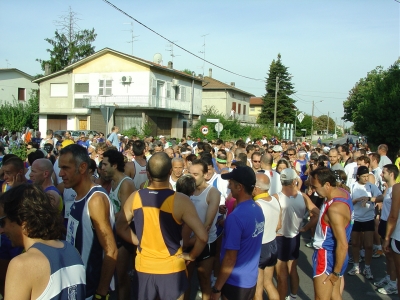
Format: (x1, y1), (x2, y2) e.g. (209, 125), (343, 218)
(295, 114), (312, 137)
(343, 59), (400, 156)
(37, 7), (97, 73)
(314, 115), (336, 134)
(258, 53), (296, 125)
(182, 69), (195, 76)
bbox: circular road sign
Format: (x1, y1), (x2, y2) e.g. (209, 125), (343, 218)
(215, 122), (223, 132)
(201, 125), (209, 135)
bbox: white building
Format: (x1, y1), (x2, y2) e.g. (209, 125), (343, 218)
(0, 68), (38, 105)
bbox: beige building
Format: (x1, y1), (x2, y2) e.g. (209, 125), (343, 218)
(33, 48), (203, 137)
(202, 69), (253, 122)
(0, 68), (38, 105)
(249, 97), (263, 123)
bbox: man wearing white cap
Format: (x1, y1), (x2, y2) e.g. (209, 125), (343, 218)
(275, 168), (319, 300)
(272, 145), (283, 170)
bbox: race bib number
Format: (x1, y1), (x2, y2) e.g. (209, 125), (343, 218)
(66, 215), (79, 246)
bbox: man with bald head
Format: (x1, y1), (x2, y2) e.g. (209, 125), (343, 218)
(29, 158), (62, 212)
(253, 173), (281, 300)
(259, 153), (282, 195)
(116, 152), (208, 300)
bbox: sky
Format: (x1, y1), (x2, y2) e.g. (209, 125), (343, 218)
(1, 0), (399, 126)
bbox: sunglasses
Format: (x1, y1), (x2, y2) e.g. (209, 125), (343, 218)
(252, 160), (260, 163)
(0, 215), (7, 228)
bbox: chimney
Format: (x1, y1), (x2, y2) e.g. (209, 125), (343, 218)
(209, 68), (212, 78)
(198, 74), (203, 79)
(44, 63), (51, 76)
(231, 82), (235, 87)
(168, 61), (173, 69)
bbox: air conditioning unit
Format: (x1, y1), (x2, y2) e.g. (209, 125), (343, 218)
(127, 76), (132, 83)
(172, 79), (179, 86)
(121, 76), (127, 82)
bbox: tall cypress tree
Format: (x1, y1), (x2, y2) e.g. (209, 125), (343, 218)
(258, 54), (296, 125)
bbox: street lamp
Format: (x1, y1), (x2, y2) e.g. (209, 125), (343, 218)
(310, 100), (323, 145)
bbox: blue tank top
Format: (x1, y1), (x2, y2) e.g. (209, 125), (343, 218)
(313, 189), (354, 251)
(32, 241), (86, 300)
(66, 186), (115, 298)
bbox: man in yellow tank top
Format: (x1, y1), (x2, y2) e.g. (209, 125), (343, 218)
(116, 152), (208, 300)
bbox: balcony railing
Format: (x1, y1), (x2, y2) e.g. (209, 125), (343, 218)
(80, 95), (191, 112)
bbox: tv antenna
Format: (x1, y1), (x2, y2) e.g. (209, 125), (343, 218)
(5, 59), (10, 68)
(123, 22), (139, 55)
(199, 34), (209, 75)
(166, 41), (180, 63)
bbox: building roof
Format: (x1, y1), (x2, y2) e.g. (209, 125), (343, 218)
(0, 68), (34, 80)
(250, 97), (263, 106)
(32, 48), (203, 83)
(202, 76), (254, 97)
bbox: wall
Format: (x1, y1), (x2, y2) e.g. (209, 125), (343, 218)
(0, 70), (38, 105)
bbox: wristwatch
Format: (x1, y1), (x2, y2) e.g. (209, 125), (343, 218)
(212, 286), (221, 293)
(332, 271), (341, 277)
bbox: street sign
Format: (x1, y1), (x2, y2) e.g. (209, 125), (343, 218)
(100, 105), (116, 123)
(201, 125), (209, 135)
(297, 113), (304, 123)
(215, 122), (223, 132)
(206, 118), (219, 123)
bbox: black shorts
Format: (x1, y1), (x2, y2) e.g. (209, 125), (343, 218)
(258, 239), (278, 269)
(136, 270), (188, 300)
(221, 282), (256, 300)
(378, 219), (387, 240)
(116, 222), (137, 253)
(186, 240), (217, 262)
(352, 220), (375, 232)
(276, 234), (300, 262)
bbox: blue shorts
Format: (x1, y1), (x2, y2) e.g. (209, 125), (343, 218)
(276, 234), (300, 262)
(258, 239), (278, 269)
(312, 249), (348, 278)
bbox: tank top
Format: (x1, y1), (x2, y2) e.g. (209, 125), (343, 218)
(256, 195), (280, 244)
(66, 186), (115, 297)
(109, 176), (132, 213)
(381, 186), (393, 221)
(190, 185), (218, 243)
(133, 160), (148, 190)
(169, 176), (177, 191)
(313, 189), (354, 251)
(276, 191), (307, 238)
(133, 188), (185, 274)
(33, 241), (86, 300)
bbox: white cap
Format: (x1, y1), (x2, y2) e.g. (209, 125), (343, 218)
(280, 168), (298, 182)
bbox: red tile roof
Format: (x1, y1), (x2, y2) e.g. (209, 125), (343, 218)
(250, 97), (263, 106)
(202, 76), (254, 96)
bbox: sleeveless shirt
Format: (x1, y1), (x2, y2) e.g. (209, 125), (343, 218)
(133, 160), (147, 190)
(313, 189), (354, 251)
(190, 185), (218, 243)
(44, 185), (64, 213)
(33, 241), (86, 300)
(276, 191), (307, 238)
(109, 176), (132, 213)
(133, 188), (185, 274)
(256, 195), (280, 244)
(66, 186), (115, 297)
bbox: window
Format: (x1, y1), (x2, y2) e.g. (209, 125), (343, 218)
(99, 80), (112, 96)
(181, 86), (186, 101)
(18, 88), (25, 101)
(250, 107), (255, 112)
(232, 102), (236, 111)
(174, 86), (180, 100)
(166, 82), (172, 98)
(243, 105), (246, 115)
(232, 93), (235, 98)
(238, 104), (241, 114)
(152, 79), (157, 96)
(50, 83), (68, 97)
(75, 83), (89, 93)
(75, 98), (89, 108)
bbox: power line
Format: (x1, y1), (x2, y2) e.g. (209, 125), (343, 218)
(293, 94), (313, 103)
(101, 0), (264, 81)
(295, 93), (346, 100)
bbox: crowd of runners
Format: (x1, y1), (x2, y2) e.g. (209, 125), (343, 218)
(0, 127), (399, 300)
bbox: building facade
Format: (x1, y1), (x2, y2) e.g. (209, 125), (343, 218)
(33, 48), (203, 137)
(0, 68), (38, 105)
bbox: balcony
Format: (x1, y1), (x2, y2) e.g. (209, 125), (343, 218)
(80, 95), (191, 112)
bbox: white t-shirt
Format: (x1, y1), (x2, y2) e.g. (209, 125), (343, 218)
(344, 162), (358, 188)
(381, 186), (393, 221)
(264, 169), (282, 195)
(351, 182), (382, 222)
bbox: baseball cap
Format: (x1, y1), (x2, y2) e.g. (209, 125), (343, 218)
(323, 146), (330, 154)
(221, 166), (256, 187)
(280, 168), (298, 182)
(159, 135), (165, 139)
(357, 166), (369, 176)
(61, 140), (74, 148)
(273, 145), (283, 152)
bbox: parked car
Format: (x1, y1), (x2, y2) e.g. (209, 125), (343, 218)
(72, 130), (99, 137)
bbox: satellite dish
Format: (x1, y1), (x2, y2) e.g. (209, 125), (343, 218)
(153, 53), (162, 64)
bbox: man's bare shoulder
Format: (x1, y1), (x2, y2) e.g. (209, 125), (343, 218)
(10, 249), (49, 271)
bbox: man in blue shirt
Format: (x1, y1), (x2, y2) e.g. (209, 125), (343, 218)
(106, 126), (120, 149)
(211, 166), (265, 300)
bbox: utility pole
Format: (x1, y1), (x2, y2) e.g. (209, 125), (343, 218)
(311, 100), (315, 144)
(327, 111), (330, 138)
(294, 108), (298, 142)
(274, 76), (279, 130)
